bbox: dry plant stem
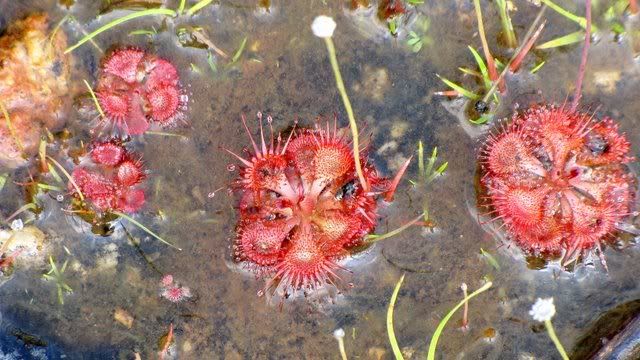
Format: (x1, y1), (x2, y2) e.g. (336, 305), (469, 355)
(482, 6), (547, 104)
(324, 37), (368, 192)
(192, 30), (229, 58)
(461, 283), (469, 329)
(509, 21), (546, 73)
(570, 0), (591, 112)
(473, 0), (500, 86)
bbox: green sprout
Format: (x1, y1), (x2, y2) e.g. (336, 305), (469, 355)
(408, 142), (447, 223)
(406, 17), (431, 53)
(388, 19), (398, 37)
(42, 256), (73, 305)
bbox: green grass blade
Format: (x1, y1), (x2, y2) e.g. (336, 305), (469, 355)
(424, 146), (437, 178)
(436, 75), (480, 100)
(530, 61), (546, 74)
(230, 36), (248, 64)
(112, 211), (181, 250)
(458, 67), (481, 77)
(365, 212), (425, 243)
(427, 281), (493, 360)
(178, 0), (186, 14)
(536, 30), (585, 49)
(467, 46), (491, 89)
(207, 52), (218, 74)
(469, 114), (492, 125)
(128, 29), (156, 36)
(417, 141), (424, 178)
(496, 0), (517, 48)
(540, 0), (597, 31)
(387, 274), (405, 360)
(37, 183), (64, 191)
(65, 8), (176, 53)
(187, 0), (213, 16)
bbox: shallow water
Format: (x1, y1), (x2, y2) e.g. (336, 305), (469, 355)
(1, 0), (640, 358)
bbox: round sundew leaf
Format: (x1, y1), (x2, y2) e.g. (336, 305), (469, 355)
(146, 84), (180, 124)
(116, 188), (145, 213)
(97, 91), (130, 126)
(145, 58), (179, 89)
(116, 160), (144, 187)
(91, 142), (125, 166)
(103, 48), (145, 84)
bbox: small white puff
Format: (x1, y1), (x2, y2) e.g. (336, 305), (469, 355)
(312, 16), (337, 38)
(10, 219), (23, 231)
(333, 328), (345, 339)
(529, 297), (556, 322)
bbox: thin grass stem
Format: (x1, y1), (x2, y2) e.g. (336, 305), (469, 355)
(570, 0), (591, 112)
(482, 6), (547, 103)
(496, 0), (517, 48)
(365, 212), (425, 243)
(47, 15), (70, 57)
(417, 141), (425, 179)
(0, 100), (24, 152)
(540, 0), (596, 30)
(65, 8), (176, 53)
(83, 79), (105, 118)
(112, 211), (181, 250)
(473, 0), (499, 85)
(427, 281), (493, 360)
(5, 203), (37, 223)
(178, 0), (186, 14)
(387, 273), (405, 360)
(545, 319), (570, 360)
(324, 37), (368, 192)
(47, 156), (84, 201)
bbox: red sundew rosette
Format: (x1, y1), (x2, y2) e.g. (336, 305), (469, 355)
(229, 119), (395, 296)
(94, 48), (186, 135)
(479, 105), (636, 260)
(69, 141), (146, 216)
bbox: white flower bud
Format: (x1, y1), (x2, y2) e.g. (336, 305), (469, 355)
(312, 16), (337, 38)
(529, 297), (556, 322)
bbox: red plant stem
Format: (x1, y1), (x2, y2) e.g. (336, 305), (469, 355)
(571, 0), (592, 112)
(631, 0), (639, 15)
(509, 22), (546, 73)
(473, 0), (503, 92)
